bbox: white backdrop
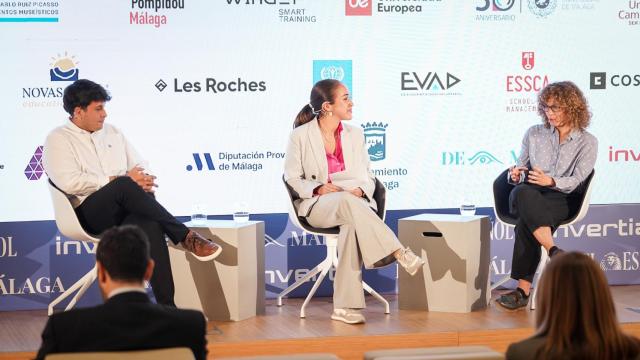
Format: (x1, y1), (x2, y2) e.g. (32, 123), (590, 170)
(1, 0), (639, 222)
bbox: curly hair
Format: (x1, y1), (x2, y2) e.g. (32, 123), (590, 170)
(537, 81), (591, 130)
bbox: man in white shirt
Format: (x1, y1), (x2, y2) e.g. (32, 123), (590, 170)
(42, 79), (221, 306)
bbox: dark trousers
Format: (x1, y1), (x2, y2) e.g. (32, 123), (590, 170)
(508, 183), (579, 283)
(75, 177), (190, 306)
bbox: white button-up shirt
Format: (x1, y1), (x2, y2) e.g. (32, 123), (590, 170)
(108, 287), (147, 299)
(42, 121), (144, 207)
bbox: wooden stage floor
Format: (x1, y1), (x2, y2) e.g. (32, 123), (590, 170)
(2, 286), (639, 359)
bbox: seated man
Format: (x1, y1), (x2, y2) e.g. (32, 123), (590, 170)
(36, 225), (208, 360)
(496, 81), (597, 310)
(42, 79), (220, 306)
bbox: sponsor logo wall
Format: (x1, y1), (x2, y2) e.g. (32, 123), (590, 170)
(505, 51), (549, 113)
(474, 0), (600, 21)
(0, 1), (638, 311)
(618, 1), (640, 26)
(590, 72), (640, 90)
(346, 0), (444, 16)
(0, 2), (60, 22)
(223, 0), (318, 23)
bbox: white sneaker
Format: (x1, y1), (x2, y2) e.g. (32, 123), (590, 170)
(331, 308), (365, 324)
(397, 247), (425, 276)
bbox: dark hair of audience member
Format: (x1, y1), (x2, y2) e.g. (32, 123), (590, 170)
(62, 79), (112, 117)
(534, 251), (640, 359)
(96, 225), (150, 283)
(293, 79), (342, 128)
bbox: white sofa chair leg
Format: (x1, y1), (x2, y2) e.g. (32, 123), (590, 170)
(277, 260), (326, 307)
(530, 249), (549, 310)
(65, 265), (98, 311)
(277, 235), (338, 318)
(490, 274), (512, 291)
(363, 282), (390, 314)
(48, 265), (98, 315)
(300, 265), (331, 318)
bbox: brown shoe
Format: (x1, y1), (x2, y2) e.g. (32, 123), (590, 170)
(182, 230), (222, 261)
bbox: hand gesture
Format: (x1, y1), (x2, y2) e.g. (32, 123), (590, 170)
(349, 187), (364, 198)
(527, 167), (555, 187)
(316, 183), (342, 195)
(509, 166), (528, 183)
(127, 166), (158, 193)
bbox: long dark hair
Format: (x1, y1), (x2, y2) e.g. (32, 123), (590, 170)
(293, 79), (342, 128)
(535, 252), (640, 359)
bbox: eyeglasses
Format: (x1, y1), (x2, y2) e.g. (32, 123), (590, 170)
(540, 103), (564, 114)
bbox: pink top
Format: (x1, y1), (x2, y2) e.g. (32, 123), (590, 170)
(326, 122), (345, 178)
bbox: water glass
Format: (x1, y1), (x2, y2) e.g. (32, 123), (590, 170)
(191, 204), (207, 225)
(233, 202), (250, 223)
(460, 199), (476, 216)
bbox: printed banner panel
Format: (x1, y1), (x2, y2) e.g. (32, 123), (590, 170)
(1, 204), (638, 312)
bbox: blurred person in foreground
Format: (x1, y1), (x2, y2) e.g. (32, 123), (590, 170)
(36, 225), (207, 360)
(506, 251), (640, 360)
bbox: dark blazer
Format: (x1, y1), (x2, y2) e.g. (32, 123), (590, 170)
(506, 335), (545, 360)
(507, 335), (640, 360)
(36, 291), (207, 360)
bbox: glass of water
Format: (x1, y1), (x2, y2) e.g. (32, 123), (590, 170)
(191, 203), (207, 225)
(233, 202), (250, 223)
(460, 199), (476, 216)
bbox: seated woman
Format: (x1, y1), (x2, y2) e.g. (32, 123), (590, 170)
(284, 79), (424, 325)
(506, 251), (640, 360)
(497, 81), (597, 310)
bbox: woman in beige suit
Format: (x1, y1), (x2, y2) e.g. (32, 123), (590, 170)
(284, 79), (424, 325)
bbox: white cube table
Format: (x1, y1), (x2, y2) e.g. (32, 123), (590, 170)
(398, 214), (491, 313)
(168, 220), (265, 321)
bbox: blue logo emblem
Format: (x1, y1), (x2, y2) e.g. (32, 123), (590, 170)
(186, 153), (215, 171)
(49, 53), (79, 81)
(528, 0), (556, 18)
(313, 60), (352, 95)
(441, 150), (514, 166)
(468, 151), (503, 165)
(361, 122), (387, 161)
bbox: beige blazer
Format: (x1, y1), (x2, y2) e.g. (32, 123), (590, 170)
(284, 118), (376, 217)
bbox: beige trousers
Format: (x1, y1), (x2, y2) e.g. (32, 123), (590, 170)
(306, 192), (402, 309)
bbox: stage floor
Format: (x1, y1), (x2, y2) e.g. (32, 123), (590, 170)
(2, 286), (639, 359)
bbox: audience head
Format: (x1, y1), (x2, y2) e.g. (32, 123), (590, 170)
(294, 79), (345, 128)
(96, 225), (154, 299)
(537, 81), (590, 131)
(535, 251), (639, 359)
